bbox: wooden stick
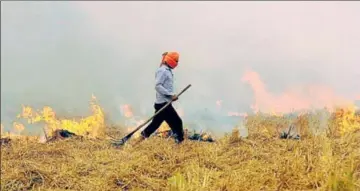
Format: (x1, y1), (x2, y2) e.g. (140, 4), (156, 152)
(112, 84), (191, 144)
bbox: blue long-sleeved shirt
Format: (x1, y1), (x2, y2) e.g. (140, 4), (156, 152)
(155, 65), (174, 104)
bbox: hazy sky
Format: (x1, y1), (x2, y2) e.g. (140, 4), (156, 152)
(1, 1), (360, 133)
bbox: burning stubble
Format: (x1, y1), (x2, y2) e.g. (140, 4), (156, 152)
(241, 69), (358, 114)
(1, 1), (360, 135)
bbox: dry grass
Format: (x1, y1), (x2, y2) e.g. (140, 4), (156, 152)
(2, 112), (360, 191)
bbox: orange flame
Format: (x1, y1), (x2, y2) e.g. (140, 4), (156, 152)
(333, 106), (360, 136)
(17, 95), (105, 138)
(241, 69), (354, 114)
(120, 104), (134, 118)
(158, 121), (171, 134)
(12, 122), (25, 134)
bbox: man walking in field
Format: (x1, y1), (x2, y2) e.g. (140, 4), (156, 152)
(136, 52), (185, 144)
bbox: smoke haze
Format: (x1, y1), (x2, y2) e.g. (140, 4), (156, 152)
(1, 1), (360, 134)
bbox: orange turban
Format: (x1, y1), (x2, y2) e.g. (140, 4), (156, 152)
(161, 52), (179, 69)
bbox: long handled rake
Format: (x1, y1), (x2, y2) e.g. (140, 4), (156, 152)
(111, 84), (192, 146)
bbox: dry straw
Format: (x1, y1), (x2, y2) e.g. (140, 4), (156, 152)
(1, 99), (359, 191)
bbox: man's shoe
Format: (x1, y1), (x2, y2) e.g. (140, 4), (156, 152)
(175, 138), (183, 144)
(174, 134), (184, 144)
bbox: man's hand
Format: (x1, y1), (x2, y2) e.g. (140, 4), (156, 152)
(172, 95), (178, 101)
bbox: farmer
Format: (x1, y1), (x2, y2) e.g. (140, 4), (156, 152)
(137, 52), (184, 144)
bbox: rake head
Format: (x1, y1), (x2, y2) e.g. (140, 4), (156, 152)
(111, 136), (130, 147)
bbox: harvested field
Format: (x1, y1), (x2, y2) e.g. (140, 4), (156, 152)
(1, 117), (360, 191)
(1, 98), (360, 190)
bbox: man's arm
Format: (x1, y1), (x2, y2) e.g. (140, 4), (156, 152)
(155, 70), (174, 97)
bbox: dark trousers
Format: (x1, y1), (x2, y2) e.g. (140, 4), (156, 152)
(141, 103), (184, 142)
